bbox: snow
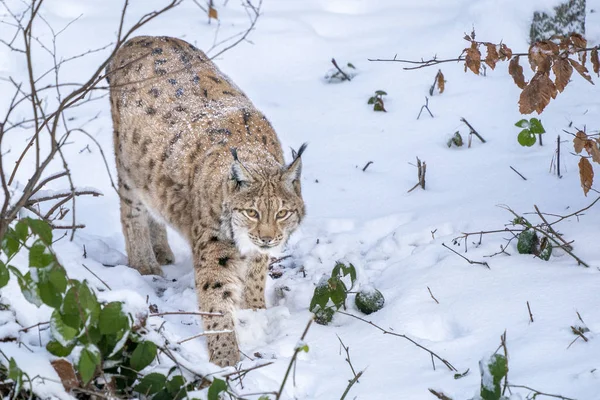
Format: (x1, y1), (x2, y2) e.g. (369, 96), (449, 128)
(1, 0), (600, 399)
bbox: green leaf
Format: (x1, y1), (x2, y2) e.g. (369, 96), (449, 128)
(528, 118), (545, 134)
(14, 220), (29, 242)
(3, 232), (20, 258)
(8, 357), (22, 381)
(48, 266), (68, 293)
(0, 261), (9, 288)
(480, 354), (508, 400)
(25, 218), (53, 245)
(78, 346), (101, 385)
(37, 265), (68, 307)
(373, 102), (385, 112)
(7, 357), (23, 394)
(517, 129), (536, 147)
(12, 269), (42, 307)
(367, 97), (375, 105)
(514, 119), (529, 128)
(38, 280), (63, 308)
(166, 375), (187, 399)
(51, 310), (79, 345)
(46, 340), (75, 357)
(258, 397), (271, 400)
(309, 281), (330, 312)
(207, 378), (227, 400)
(79, 325), (102, 345)
(328, 276), (347, 309)
(375, 90), (387, 96)
(29, 240), (55, 268)
(296, 343), (309, 353)
(62, 286), (83, 329)
(347, 62), (355, 69)
(99, 302), (129, 335)
(332, 262), (356, 287)
(130, 341), (157, 371)
(135, 373), (167, 396)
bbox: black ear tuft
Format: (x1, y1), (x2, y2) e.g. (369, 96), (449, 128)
(295, 143), (308, 159)
(230, 147), (253, 188)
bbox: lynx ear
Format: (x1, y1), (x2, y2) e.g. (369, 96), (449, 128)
(283, 143), (307, 185)
(230, 148), (254, 187)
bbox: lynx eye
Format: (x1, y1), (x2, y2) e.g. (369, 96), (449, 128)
(276, 209), (290, 220)
(244, 209), (259, 219)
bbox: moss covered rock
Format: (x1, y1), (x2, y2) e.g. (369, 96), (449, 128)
(517, 230), (538, 254)
(355, 288), (385, 315)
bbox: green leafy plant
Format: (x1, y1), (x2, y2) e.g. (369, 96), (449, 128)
(367, 90), (387, 112)
(0, 218), (199, 398)
(447, 131), (464, 148)
(324, 60), (357, 83)
(515, 117), (545, 147)
(309, 262), (357, 325)
(479, 354), (508, 400)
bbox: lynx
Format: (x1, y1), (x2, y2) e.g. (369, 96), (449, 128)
(106, 36), (306, 367)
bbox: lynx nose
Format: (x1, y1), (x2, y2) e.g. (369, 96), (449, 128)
(259, 236), (273, 245)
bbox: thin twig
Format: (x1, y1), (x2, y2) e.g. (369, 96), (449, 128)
(442, 243), (490, 269)
(81, 263), (111, 290)
(526, 301), (534, 323)
(508, 384), (576, 400)
(461, 117), (486, 143)
(150, 311), (224, 318)
(510, 166), (527, 181)
(177, 329), (234, 345)
(337, 311), (457, 372)
(275, 317), (314, 400)
(362, 161), (373, 172)
(331, 58), (352, 81)
(427, 286), (440, 304)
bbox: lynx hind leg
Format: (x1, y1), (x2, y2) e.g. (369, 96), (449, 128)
(119, 183), (162, 276)
(148, 218), (175, 265)
(242, 254), (268, 310)
(194, 239), (244, 367)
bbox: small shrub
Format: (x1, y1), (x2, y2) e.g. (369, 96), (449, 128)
(309, 262), (356, 325)
(515, 118), (545, 147)
(367, 90), (387, 112)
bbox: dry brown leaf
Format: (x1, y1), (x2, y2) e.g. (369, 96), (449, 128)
(590, 143), (600, 164)
(464, 42), (481, 75)
(51, 359), (79, 391)
(499, 44), (513, 61)
(573, 131), (587, 154)
(570, 33), (587, 49)
(509, 56), (527, 89)
(579, 157), (594, 196)
(552, 57), (573, 92)
(569, 58), (594, 84)
(485, 43), (499, 70)
(591, 47), (599, 76)
(208, 6), (218, 20)
(518, 72), (556, 114)
(528, 43), (553, 74)
(436, 70), (445, 94)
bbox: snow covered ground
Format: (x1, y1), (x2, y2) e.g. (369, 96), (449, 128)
(2, 0), (600, 398)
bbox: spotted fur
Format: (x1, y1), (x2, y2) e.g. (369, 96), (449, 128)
(107, 36), (306, 367)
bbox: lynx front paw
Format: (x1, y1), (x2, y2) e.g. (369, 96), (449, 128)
(153, 246), (175, 265)
(131, 260), (163, 276)
(209, 347), (240, 367)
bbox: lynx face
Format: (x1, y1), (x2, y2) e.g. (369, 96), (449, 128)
(229, 150), (305, 255)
